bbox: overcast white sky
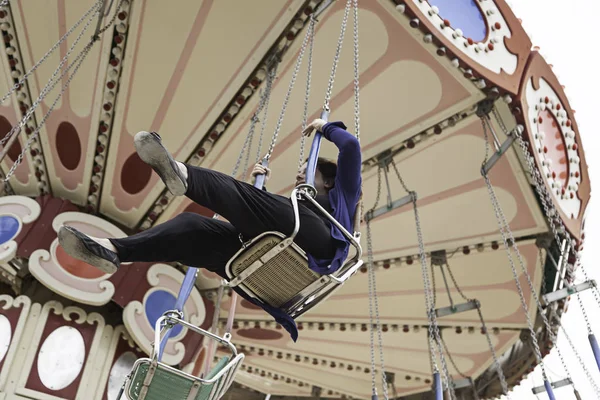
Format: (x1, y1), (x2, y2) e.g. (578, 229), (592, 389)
(496, 0), (600, 399)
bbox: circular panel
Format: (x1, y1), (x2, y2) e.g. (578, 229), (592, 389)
(427, 0), (487, 42)
(121, 153), (152, 194)
(145, 291), (183, 336)
(37, 326), (85, 391)
(0, 116), (22, 162)
(55, 244), (106, 279)
(536, 109), (569, 190)
(0, 314), (12, 364)
(0, 215), (20, 245)
(107, 351), (137, 400)
(56, 122), (82, 170)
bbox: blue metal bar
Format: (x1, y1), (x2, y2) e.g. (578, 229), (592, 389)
(305, 109), (329, 189)
(433, 372), (443, 400)
(158, 267), (199, 360)
(544, 380), (556, 400)
(589, 334), (600, 373)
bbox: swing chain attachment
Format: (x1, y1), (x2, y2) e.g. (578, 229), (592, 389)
(323, 0), (352, 112)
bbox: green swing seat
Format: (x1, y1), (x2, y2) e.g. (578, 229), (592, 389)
(122, 314), (244, 400)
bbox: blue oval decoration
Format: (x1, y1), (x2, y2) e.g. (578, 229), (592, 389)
(145, 291), (183, 336)
(0, 215), (19, 245)
(428, 0), (488, 43)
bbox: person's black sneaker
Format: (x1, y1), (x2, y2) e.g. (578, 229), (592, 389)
(58, 226), (120, 274)
(134, 131), (188, 196)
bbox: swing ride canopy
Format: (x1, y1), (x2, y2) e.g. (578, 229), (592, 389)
(0, 0), (592, 399)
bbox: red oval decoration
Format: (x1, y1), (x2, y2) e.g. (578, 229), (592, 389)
(0, 116), (23, 162)
(56, 121), (81, 170)
(121, 152), (152, 194)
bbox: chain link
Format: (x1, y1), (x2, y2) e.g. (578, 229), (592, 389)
(0, 0), (102, 110)
(0, 1), (8, 8)
(494, 108), (600, 326)
(5, 39), (96, 181)
(476, 306), (510, 396)
(551, 308), (600, 395)
(265, 16), (314, 162)
(492, 109), (600, 396)
(388, 161), (456, 399)
(298, 17), (315, 173)
(351, 0), (360, 142)
(480, 117), (600, 397)
(0, 1), (102, 152)
(323, 0), (351, 111)
(366, 166), (390, 399)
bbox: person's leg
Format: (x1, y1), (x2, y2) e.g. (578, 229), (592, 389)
(59, 213), (241, 278)
(111, 213), (241, 274)
(134, 131), (336, 260)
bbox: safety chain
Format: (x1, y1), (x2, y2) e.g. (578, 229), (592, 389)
(298, 16), (316, 173)
(0, 0), (102, 109)
(493, 108), (600, 328)
(366, 166), (389, 400)
(266, 14), (314, 162)
(389, 160), (456, 399)
(481, 119), (547, 379)
(475, 307), (509, 396)
(233, 65), (277, 180)
(351, 0), (360, 142)
(323, 0), (351, 112)
(3, 25), (101, 181)
(551, 308), (600, 395)
(1, 0), (123, 183)
(440, 259), (510, 396)
(0, 1), (102, 150)
(439, 335), (469, 380)
(481, 118), (599, 397)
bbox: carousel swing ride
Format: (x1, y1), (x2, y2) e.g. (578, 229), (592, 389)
(0, 0), (597, 399)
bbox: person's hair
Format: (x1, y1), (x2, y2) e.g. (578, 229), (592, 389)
(316, 157), (337, 184)
(305, 157), (337, 186)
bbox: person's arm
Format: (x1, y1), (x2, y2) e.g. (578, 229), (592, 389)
(321, 121), (362, 199)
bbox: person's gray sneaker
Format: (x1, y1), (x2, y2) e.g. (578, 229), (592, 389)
(58, 226), (119, 274)
(134, 131), (188, 196)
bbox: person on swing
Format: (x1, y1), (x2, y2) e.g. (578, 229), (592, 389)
(58, 118), (362, 341)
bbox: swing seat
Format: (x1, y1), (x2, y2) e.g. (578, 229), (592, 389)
(122, 315), (244, 400)
(225, 187), (363, 318)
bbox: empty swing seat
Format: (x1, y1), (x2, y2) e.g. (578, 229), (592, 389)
(225, 187), (363, 318)
(122, 314), (244, 400)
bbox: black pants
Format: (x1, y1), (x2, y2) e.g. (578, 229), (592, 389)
(110, 165), (336, 277)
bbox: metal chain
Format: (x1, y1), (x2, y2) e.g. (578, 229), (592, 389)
(551, 308), (600, 395)
(481, 119), (597, 396)
(494, 108), (594, 339)
(440, 335), (469, 380)
(5, 40), (95, 181)
(94, 0), (125, 39)
(366, 166), (386, 399)
(0, 0), (102, 108)
(475, 306), (510, 396)
(323, 0), (351, 111)
(494, 108), (600, 323)
(0, 0), (102, 150)
(441, 258), (509, 396)
(298, 17), (315, 172)
(388, 160), (455, 398)
(0, 1), (8, 8)
(430, 263), (437, 308)
(265, 16), (314, 162)
(351, 0), (360, 142)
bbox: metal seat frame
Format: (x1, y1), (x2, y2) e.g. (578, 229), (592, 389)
(225, 185), (363, 318)
(122, 314), (244, 400)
